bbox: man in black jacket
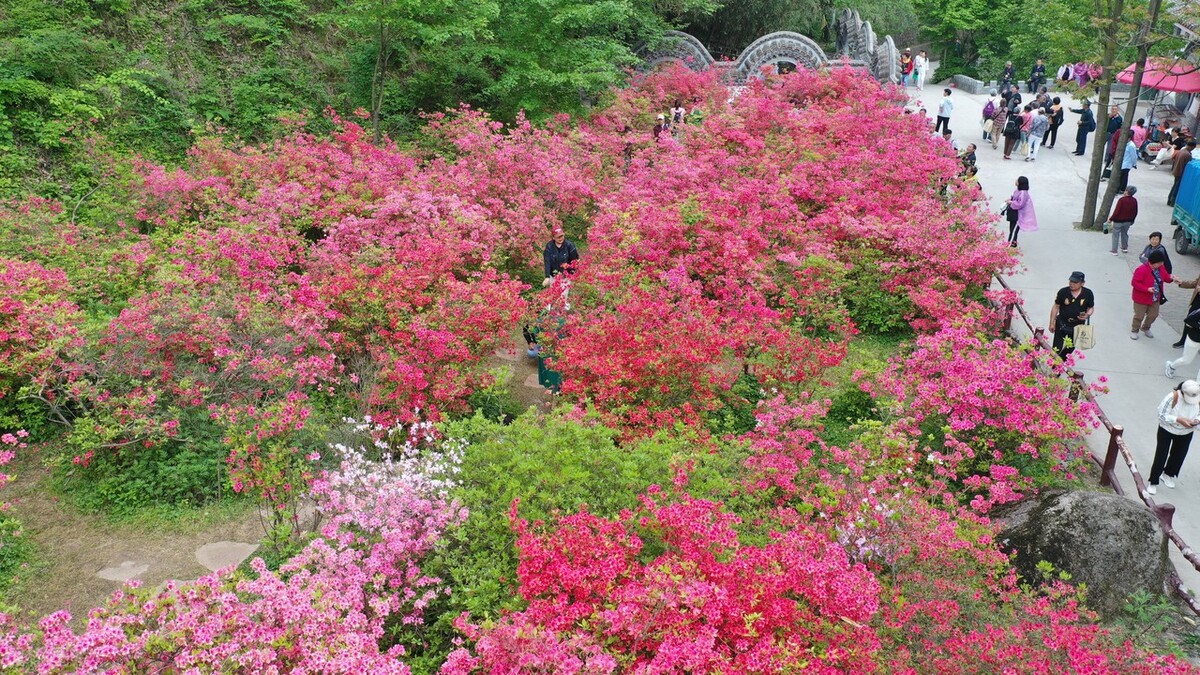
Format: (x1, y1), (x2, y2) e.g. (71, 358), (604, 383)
(543, 226), (579, 285)
(1071, 100), (1096, 155)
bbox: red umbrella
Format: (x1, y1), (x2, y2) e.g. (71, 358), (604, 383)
(1116, 58), (1200, 93)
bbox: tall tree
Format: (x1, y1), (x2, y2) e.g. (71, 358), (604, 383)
(331, 0), (498, 142)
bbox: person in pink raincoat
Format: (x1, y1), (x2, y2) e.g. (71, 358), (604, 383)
(1004, 175), (1037, 247)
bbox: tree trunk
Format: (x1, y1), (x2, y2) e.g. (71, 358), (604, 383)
(371, 19), (389, 145)
(1079, 0), (1125, 230)
(1096, 0), (1164, 225)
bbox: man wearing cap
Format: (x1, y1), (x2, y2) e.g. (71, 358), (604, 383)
(1049, 271), (1095, 359)
(1070, 100), (1096, 155)
(543, 226), (579, 286)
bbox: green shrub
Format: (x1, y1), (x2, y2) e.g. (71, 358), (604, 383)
(842, 248), (916, 336)
(395, 411), (748, 674)
(55, 407), (231, 514)
(0, 513), (35, 603)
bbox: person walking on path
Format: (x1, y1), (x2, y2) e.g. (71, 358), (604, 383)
(1049, 271), (1095, 359)
(1103, 106), (1124, 168)
(1026, 109), (1049, 161)
(1140, 231), (1174, 274)
(1118, 138), (1139, 192)
(990, 103), (1008, 150)
(1045, 97), (1064, 149)
(1107, 186), (1138, 255)
(1166, 290), (1200, 374)
(1004, 176), (1037, 247)
(1002, 106), (1022, 159)
(913, 50), (927, 90)
(1131, 250), (1174, 339)
(900, 49), (914, 87)
(1174, 271), (1200, 348)
(1169, 140), (1196, 207)
(1071, 100), (1096, 155)
(982, 91), (997, 142)
(936, 89), (953, 134)
(1147, 379), (1200, 495)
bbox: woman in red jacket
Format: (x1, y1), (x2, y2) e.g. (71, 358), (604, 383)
(1107, 185), (1138, 254)
(1131, 249), (1174, 340)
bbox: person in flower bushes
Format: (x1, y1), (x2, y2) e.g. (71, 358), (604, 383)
(542, 226), (579, 286)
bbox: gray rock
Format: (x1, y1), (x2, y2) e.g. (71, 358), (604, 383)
(96, 561), (149, 581)
(993, 489), (1170, 618)
(195, 541), (259, 572)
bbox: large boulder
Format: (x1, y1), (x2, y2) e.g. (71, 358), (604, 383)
(993, 489), (1170, 618)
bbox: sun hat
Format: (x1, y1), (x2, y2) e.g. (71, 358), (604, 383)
(1182, 380), (1200, 405)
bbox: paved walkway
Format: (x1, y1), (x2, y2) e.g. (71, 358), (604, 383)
(906, 77), (1200, 592)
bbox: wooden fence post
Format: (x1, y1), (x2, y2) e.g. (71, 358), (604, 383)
(1156, 503), (1177, 530)
(1101, 426), (1122, 488)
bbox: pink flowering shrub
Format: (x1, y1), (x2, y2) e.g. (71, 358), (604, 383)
(865, 324), (1101, 512)
(0, 258), (84, 437)
(0, 431), (466, 672)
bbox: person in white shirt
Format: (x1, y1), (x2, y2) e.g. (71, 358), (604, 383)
(914, 50), (928, 90)
(1149, 379), (1200, 494)
(935, 89), (953, 134)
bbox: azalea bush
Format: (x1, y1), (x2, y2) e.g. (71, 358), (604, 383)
(0, 430), (467, 672)
(0, 59), (1190, 673)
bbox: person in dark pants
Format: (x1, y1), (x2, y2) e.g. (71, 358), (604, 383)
(1045, 97), (1064, 149)
(543, 226), (579, 284)
(1070, 100), (1095, 155)
(1048, 271), (1095, 359)
(1169, 140), (1196, 207)
(1028, 59), (1046, 93)
(1148, 379), (1200, 495)
(935, 89), (953, 134)
(1118, 138), (1138, 192)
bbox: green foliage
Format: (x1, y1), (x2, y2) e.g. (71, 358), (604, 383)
(398, 411), (747, 674)
(842, 248), (916, 336)
(704, 371), (764, 437)
(55, 407), (232, 514)
(0, 513), (35, 603)
(464, 367), (528, 424)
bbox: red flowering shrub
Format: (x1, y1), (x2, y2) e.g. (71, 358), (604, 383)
(446, 489), (881, 673)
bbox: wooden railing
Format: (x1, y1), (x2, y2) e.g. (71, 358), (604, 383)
(994, 274), (1200, 614)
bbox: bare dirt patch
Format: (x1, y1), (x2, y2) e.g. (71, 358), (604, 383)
(2, 450), (264, 623)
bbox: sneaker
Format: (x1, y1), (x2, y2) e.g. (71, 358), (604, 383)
(1167, 360), (1177, 378)
(1163, 475), (1177, 489)
(1131, 331), (1140, 340)
(1148, 484), (1158, 495)
(1144, 329), (1155, 338)
(1111, 251), (1119, 255)
(1174, 341), (1186, 349)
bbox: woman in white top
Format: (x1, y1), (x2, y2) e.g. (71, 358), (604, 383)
(914, 51), (927, 90)
(1150, 379), (1200, 494)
